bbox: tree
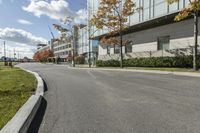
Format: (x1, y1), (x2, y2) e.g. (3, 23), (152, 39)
(90, 0), (136, 68)
(167, 0), (200, 70)
(53, 18), (79, 67)
(33, 49), (54, 62)
(74, 55), (85, 64)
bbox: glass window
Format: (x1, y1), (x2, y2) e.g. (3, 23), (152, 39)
(143, 0), (150, 21)
(114, 45), (120, 54)
(125, 43), (132, 53)
(157, 36), (170, 50)
(130, 12), (140, 25)
(169, 2), (178, 12)
(151, 0), (154, 18)
(154, 0), (167, 17)
(178, 0), (184, 9)
(107, 46), (110, 55)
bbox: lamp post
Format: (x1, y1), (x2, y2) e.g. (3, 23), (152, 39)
(3, 41), (6, 65)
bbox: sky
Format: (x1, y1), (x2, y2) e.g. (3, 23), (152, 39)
(0, 0), (87, 58)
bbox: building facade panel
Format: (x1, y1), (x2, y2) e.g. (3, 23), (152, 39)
(98, 18), (200, 59)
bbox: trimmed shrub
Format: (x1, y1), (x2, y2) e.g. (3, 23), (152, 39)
(96, 55), (200, 68)
(96, 60), (120, 67)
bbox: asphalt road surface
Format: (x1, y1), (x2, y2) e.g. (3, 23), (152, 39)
(18, 63), (200, 133)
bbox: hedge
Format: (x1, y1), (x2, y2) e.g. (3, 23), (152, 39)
(96, 55), (200, 68)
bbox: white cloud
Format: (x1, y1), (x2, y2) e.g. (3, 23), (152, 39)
(0, 28), (47, 46)
(0, 42), (36, 59)
(23, 0), (75, 20)
(17, 19), (33, 25)
(23, 0), (87, 24)
(74, 9), (88, 24)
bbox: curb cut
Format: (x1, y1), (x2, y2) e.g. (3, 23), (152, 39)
(0, 67), (44, 133)
(68, 67), (200, 78)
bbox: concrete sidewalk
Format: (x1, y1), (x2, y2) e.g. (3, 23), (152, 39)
(69, 67), (200, 78)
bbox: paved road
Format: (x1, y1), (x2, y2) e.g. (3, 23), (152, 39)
(18, 63), (200, 133)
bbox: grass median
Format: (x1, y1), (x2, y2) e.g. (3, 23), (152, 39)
(0, 63), (37, 129)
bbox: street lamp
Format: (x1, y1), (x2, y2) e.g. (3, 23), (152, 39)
(3, 41), (6, 65)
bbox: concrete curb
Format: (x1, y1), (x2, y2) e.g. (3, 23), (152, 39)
(0, 67), (44, 133)
(69, 67), (200, 78)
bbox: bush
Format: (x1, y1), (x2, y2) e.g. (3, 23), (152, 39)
(96, 60), (120, 67)
(75, 55), (85, 64)
(96, 55), (200, 68)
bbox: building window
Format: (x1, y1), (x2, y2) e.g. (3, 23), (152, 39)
(125, 43), (132, 53)
(114, 45), (120, 54)
(107, 46), (110, 55)
(154, 0), (168, 17)
(157, 36), (170, 50)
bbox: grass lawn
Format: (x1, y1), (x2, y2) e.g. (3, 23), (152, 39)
(0, 64), (37, 129)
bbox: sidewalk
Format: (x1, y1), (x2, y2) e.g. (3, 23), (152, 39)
(69, 66), (200, 78)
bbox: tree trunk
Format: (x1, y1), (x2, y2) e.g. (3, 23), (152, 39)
(193, 12), (198, 71)
(89, 39), (91, 68)
(119, 18), (123, 68)
(120, 32), (123, 68)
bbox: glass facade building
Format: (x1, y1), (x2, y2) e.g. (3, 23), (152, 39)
(88, 0), (199, 60)
(88, 0), (190, 37)
(78, 26), (89, 55)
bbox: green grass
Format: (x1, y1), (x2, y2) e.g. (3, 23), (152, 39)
(0, 65), (37, 129)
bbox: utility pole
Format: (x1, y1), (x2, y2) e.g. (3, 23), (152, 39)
(14, 48), (16, 59)
(72, 26), (76, 67)
(193, 9), (198, 71)
(88, 6), (91, 68)
(18, 51), (20, 61)
(3, 41), (6, 65)
(88, 31), (91, 68)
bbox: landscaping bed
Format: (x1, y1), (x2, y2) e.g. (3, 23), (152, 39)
(0, 65), (37, 129)
(96, 55), (200, 68)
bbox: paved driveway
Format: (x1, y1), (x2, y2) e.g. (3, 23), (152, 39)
(18, 63), (200, 133)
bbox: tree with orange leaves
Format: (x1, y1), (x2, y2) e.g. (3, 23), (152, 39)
(90, 0), (136, 68)
(166, 0), (200, 70)
(33, 49), (54, 62)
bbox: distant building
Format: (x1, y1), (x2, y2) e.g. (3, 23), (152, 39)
(52, 38), (72, 61)
(37, 44), (51, 53)
(22, 57), (32, 62)
(77, 25), (98, 63)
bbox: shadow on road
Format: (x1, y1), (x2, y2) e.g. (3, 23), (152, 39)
(27, 97), (47, 133)
(28, 80), (48, 133)
(43, 79), (48, 92)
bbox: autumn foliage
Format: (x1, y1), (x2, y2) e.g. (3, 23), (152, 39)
(74, 55), (85, 64)
(166, 0), (200, 21)
(33, 49), (54, 62)
(91, 0), (136, 46)
(90, 0), (136, 68)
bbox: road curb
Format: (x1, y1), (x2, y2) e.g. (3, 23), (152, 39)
(0, 67), (44, 133)
(69, 67), (200, 78)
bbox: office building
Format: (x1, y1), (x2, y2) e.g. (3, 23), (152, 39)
(88, 0), (200, 60)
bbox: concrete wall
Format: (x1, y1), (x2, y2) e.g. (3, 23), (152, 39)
(98, 18), (200, 60)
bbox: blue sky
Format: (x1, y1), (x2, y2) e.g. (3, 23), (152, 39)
(0, 0), (87, 58)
